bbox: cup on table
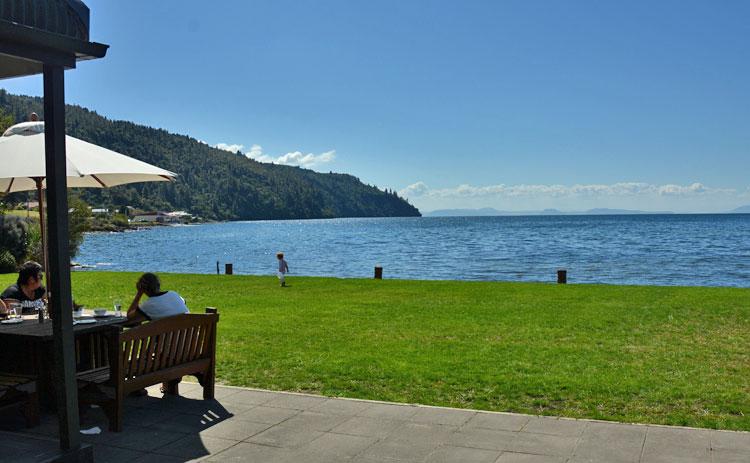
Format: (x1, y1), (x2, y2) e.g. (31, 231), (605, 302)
(113, 300), (123, 318)
(8, 302), (21, 319)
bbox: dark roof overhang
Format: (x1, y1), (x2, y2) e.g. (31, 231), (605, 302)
(0, 0), (108, 79)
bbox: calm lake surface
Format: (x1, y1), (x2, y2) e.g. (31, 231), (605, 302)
(76, 214), (750, 287)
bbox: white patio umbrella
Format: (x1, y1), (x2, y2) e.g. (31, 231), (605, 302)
(0, 121), (177, 284)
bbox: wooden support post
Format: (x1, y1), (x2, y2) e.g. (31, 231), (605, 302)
(216, 261), (220, 275)
(225, 263), (233, 275)
(374, 266), (383, 279)
(557, 269), (567, 284)
(44, 64), (81, 452)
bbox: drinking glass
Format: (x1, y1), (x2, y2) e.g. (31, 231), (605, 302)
(8, 302), (21, 320)
(113, 299), (123, 317)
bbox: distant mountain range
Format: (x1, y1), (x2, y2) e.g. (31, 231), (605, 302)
(731, 205), (750, 213)
(425, 208), (674, 217)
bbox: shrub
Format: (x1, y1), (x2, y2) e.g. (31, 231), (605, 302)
(0, 250), (16, 274)
(0, 214), (29, 263)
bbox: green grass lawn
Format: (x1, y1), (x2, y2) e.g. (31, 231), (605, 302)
(5, 209), (39, 219)
(3, 272), (748, 431)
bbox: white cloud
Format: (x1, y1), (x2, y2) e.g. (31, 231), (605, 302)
(400, 180), (745, 213)
(275, 150), (336, 167)
(213, 142), (336, 169)
(247, 144), (265, 160)
(400, 182), (429, 197)
(400, 181), (733, 199)
(214, 142), (244, 153)
(213, 141), (337, 169)
(244, 145), (336, 168)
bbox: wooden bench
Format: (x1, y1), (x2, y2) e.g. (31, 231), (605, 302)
(0, 373), (39, 427)
(78, 308), (219, 431)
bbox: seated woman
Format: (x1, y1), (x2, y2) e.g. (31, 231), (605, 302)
(1, 261), (45, 313)
(127, 272), (189, 324)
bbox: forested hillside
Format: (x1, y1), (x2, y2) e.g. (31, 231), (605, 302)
(0, 91), (420, 220)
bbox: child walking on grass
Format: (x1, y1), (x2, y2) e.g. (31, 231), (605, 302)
(277, 252), (289, 287)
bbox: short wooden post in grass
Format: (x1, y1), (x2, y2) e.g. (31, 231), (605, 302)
(557, 269), (567, 284)
(216, 261), (220, 275)
(225, 263), (233, 275)
(374, 266), (383, 279)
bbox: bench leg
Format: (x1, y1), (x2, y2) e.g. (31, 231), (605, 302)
(163, 379), (180, 395)
(104, 398), (123, 432)
(196, 373), (215, 400)
(23, 392), (40, 427)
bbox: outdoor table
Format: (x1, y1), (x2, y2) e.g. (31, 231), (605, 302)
(0, 313), (128, 409)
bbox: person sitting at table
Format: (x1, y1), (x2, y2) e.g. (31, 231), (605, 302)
(127, 272), (189, 324)
(1, 261), (46, 313)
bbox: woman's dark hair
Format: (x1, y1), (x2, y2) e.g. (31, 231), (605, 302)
(17, 261), (42, 287)
(137, 272), (161, 297)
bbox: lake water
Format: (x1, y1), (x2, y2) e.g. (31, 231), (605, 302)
(76, 214), (750, 287)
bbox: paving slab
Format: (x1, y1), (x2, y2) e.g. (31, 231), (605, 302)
(570, 421), (646, 463)
(712, 429), (750, 453)
(245, 422), (326, 448)
(331, 415), (402, 438)
(522, 415), (588, 436)
(304, 431), (379, 458)
(448, 426), (517, 451)
(424, 444), (501, 462)
(308, 397), (375, 416)
(262, 392), (328, 410)
(641, 426), (713, 463)
(280, 409), (351, 432)
(152, 434), (238, 459)
(507, 431), (580, 457)
(466, 412), (532, 432)
(205, 441), (296, 462)
(496, 452), (567, 463)
(5, 383), (750, 462)
(409, 406), (477, 426)
(235, 405), (300, 424)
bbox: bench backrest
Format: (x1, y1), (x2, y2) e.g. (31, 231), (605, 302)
(114, 309), (219, 383)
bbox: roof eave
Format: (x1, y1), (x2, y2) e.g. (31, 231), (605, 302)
(0, 19), (108, 80)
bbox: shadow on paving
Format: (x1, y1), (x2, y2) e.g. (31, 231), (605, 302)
(0, 383), (242, 462)
(1, 382), (750, 462)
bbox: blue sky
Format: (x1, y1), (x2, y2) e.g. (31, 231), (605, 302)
(2, 0), (749, 212)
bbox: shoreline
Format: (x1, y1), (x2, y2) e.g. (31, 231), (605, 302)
(60, 270), (750, 290)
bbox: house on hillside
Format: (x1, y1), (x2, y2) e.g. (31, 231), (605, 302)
(132, 211), (169, 223)
(132, 211), (193, 224)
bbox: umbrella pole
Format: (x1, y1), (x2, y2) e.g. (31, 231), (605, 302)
(35, 178), (50, 293)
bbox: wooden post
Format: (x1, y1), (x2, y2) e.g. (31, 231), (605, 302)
(216, 261), (219, 275)
(44, 64), (81, 452)
(557, 269), (567, 284)
(374, 266), (383, 279)
(34, 178), (49, 287)
(225, 263), (233, 275)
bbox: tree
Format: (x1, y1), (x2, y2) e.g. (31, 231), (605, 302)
(0, 214), (29, 264)
(67, 192), (92, 259)
(0, 106), (13, 134)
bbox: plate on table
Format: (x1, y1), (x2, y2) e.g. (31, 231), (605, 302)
(73, 319), (97, 325)
(1, 318), (24, 324)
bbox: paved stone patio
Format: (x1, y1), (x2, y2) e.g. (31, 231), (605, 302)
(2, 383), (749, 462)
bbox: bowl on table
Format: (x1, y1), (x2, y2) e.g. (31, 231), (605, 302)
(93, 309), (108, 317)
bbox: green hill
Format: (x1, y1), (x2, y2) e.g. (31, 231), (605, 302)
(0, 90), (420, 220)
